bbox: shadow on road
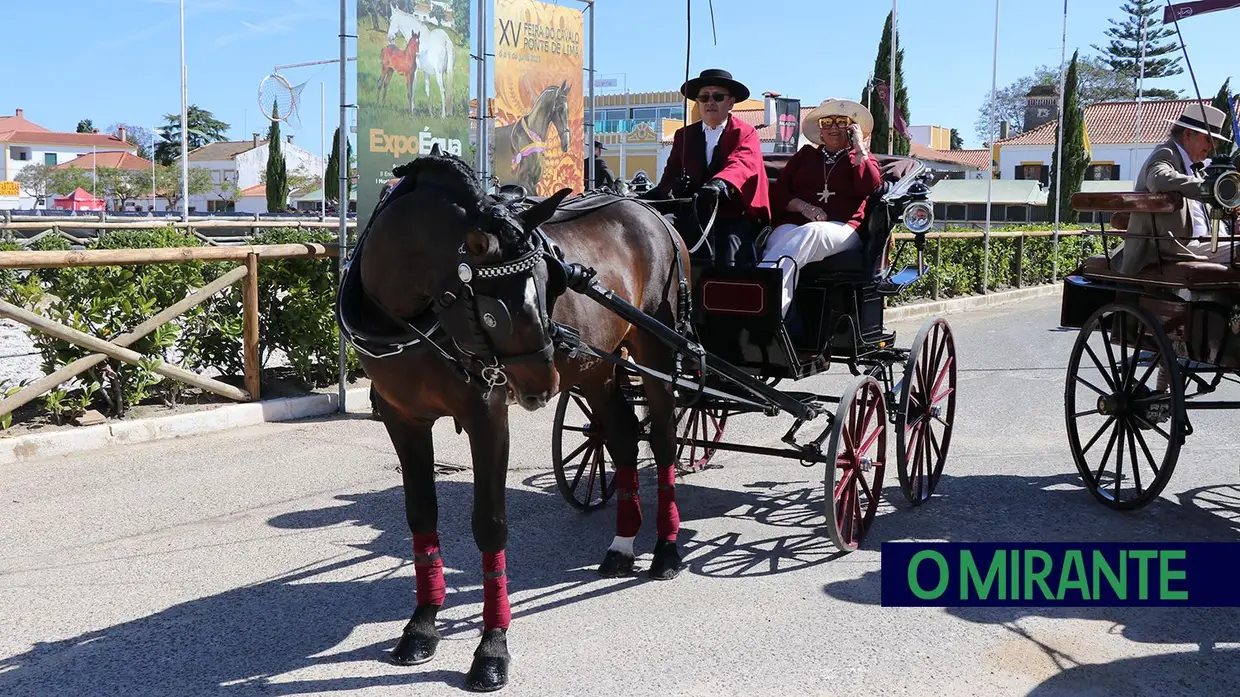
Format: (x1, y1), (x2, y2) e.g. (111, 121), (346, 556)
(0, 467), (847, 696)
(820, 473), (1240, 695)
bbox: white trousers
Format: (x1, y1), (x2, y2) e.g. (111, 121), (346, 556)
(759, 221), (861, 316)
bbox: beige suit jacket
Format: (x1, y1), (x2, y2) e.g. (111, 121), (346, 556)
(1114, 138), (1215, 275)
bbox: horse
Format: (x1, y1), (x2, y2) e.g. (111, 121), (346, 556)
(376, 33), (419, 108)
(387, 2), (456, 118)
(335, 146), (691, 691)
(492, 81), (572, 194)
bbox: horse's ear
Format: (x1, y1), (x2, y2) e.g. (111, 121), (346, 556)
(518, 188), (572, 230)
(429, 142), (442, 157)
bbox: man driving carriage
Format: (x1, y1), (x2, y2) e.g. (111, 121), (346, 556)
(639, 68), (770, 266)
(1112, 103), (1236, 275)
(758, 98), (883, 317)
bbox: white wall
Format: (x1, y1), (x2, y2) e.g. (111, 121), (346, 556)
(185, 141), (325, 214)
(998, 142), (1162, 181)
(1, 142), (133, 210)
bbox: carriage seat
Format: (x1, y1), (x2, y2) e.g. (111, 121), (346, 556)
(1079, 254), (1240, 290)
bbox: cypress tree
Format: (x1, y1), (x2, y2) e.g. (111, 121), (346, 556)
(324, 126), (353, 206)
(1047, 51), (1089, 224)
(863, 11), (910, 156)
(265, 103), (288, 213)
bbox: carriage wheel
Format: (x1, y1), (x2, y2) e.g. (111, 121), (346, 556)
(674, 403), (728, 474)
(1065, 303), (1183, 510)
(895, 317), (958, 505)
(824, 375), (888, 553)
(552, 388), (617, 512)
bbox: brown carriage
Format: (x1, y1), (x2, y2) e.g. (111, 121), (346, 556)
(1060, 188), (1240, 510)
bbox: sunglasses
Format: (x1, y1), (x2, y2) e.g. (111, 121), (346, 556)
(818, 116), (854, 130)
(696, 93), (730, 103)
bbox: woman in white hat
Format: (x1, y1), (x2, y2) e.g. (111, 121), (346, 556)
(759, 98), (883, 317)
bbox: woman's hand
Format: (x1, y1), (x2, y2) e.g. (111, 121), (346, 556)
(849, 124), (870, 159)
(799, 200), (827, 222)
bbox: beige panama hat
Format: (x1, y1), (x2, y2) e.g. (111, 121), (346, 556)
(1167, 102), (1232, 142)
(802, 98), (874, 146)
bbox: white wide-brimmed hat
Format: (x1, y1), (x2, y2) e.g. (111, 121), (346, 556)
(1167, 102), (1232, 142)
(802, 98), (874, 146)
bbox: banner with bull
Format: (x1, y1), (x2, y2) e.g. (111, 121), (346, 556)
(493, 0), (584, 196)
(355, 0), (471, 230)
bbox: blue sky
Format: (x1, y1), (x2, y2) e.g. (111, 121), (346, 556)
(4, 0), (1238, 157)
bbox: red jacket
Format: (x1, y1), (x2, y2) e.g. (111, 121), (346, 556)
(771, 144), (882, 230)
(652, 117), (771, 223)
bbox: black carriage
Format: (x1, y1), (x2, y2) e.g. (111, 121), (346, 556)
(550, 154), (959, 552)
(1060, 179), (1240, 510)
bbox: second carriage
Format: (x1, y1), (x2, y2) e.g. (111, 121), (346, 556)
(548, 153), (960, 552)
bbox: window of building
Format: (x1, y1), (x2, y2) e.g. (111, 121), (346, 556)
(1014, 164), (1049, 185)
(44, 153), (57, 166)
(1085, 163), (1120, 180)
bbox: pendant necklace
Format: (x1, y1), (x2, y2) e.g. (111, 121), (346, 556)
(819, 146), (849, 205)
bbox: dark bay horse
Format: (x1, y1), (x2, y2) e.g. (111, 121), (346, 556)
(336, 148), (690, 691)
(493, 80), (572, 194)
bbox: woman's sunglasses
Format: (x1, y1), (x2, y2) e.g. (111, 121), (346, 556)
(696, 93), (730, 103)
(818, 116), (854, 130)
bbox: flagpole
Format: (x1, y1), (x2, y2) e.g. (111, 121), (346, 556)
(983, 0), (999, 294)
(1133, 15), (1147, 179)
(889, 0), (897, 155)
(1052, 0), (1068, 283)
(179, 0), (189, 222)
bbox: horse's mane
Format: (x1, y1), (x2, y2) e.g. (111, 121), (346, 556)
(389, 153), (525, 249)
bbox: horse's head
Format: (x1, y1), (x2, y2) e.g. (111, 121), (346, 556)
(409, 31), (420, 57)
(363, 145), (570, 410)
(550, 80), (571, 152)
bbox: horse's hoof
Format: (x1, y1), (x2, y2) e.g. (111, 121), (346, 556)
(390, 606), (440, 665)
(465, 628), (510, 692)
(649, 540), (682, 581)
(597, 549), (635, 576)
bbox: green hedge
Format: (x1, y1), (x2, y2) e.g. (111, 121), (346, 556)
(1, 226), (362, 424)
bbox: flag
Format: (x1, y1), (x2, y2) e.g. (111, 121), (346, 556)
(1163, 0), (1240, 23)
(1082, 116), (1092, 160)
(873, 79), (912, 140)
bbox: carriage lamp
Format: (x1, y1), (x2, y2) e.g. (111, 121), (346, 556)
(1211, 170), (1240, 210)
(902, 201), (934, 234)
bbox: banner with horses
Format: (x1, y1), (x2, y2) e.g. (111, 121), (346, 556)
(355, 0), (471, 229)
(493, 0), (584, 196)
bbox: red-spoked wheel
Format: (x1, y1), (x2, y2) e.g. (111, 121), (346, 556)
(674, 402), (728, 474)
(824, 375), (888, 553)
(552, 388), (617, 512)
(896, 317), (957, 505)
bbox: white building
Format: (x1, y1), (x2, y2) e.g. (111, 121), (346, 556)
(0, 108), (137, 210)
(178, 134), (325, 213)
(994, 99), (1201, 185)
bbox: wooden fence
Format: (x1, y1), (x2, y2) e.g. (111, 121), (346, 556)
(0, 218), (355, 247)
(0, 242), (338, 421)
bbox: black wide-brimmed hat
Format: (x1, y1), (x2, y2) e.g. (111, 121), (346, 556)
(680, 68), (750, 102)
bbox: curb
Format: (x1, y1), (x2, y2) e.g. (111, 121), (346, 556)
(0, 387), (373, 466)
(884, 283), (1061, 323)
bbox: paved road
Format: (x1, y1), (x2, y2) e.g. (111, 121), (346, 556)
(2, 295), (1239, 697)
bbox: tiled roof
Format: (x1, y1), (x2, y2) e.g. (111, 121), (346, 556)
(909, 143), (991, 169)
(0, 111), (49, 133)
(0, 130), (135, 149)
(184, 140), (265, 162)
(240, 183), (266, 197)
(997, 99), (1200, 146)
(54, 151), (154, 171)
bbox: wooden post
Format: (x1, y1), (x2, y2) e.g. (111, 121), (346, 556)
(243, 252), (261, 401)
(0, 298), (250, 402)
(1015, 234), (1025, 288)
(0, 264), (249, 419)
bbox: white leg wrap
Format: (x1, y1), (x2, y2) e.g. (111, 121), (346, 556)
(608, 535), (635, 557)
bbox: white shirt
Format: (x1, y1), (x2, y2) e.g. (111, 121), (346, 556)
(703, 117), (728, 167)
(1172, 139), (1211, 241)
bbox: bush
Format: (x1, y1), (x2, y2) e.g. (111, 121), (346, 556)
(2, 226), (361, 424)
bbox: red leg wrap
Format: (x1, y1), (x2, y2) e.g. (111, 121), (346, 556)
(657, 465), (679, 541)
(482, 550), (511, 630)
(413, 533), (446, 607)
(615, 466), (642, 538)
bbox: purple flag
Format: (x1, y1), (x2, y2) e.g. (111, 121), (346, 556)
(873, 80), (911, 140)
(1164, 0), (1240, 23)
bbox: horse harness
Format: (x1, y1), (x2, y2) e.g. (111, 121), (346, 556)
(337, 181), (690, 398)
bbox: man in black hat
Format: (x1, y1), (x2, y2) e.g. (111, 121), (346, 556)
(584, 141), (617, 192)
(642, 68), (771, 266)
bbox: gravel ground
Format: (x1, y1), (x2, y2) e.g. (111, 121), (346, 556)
(0, 318), (40, 388)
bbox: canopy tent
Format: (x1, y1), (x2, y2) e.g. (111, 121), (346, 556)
(52, 187), (105, 212)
